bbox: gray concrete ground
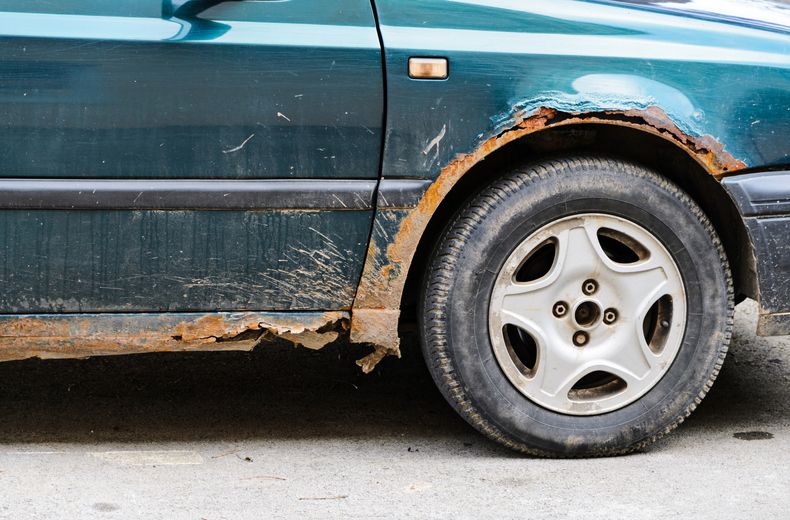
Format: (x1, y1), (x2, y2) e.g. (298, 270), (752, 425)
(0, 299), (787, 519)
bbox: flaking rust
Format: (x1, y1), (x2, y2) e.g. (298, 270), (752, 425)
(0, 311), (348, 363)
(350, 105), (747, 371)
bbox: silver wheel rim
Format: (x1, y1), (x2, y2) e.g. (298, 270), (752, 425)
(488, 213), (686, 415)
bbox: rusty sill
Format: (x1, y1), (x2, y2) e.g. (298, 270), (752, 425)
(0, 311), (349, 363)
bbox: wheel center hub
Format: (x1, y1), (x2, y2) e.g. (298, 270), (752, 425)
(573, 300), (602, 329)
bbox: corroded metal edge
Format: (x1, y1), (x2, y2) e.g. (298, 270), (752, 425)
(0, 311), (348, 363)
(349, 106), (749, 371)
(351, 308), (401, 372)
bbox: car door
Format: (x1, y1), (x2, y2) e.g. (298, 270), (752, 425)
(0, 0), (383, 312)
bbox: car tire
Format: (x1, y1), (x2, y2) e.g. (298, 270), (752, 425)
(420, 156), (733, 457)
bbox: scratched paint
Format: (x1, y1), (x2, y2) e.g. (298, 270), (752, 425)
(0, 210), (370, 312)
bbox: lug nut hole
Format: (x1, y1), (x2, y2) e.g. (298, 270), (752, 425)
(573, 331), (589, 347)
(582, 279), (598, 295)
(552, 301), (568, 318)
(603, 308), (618, 325)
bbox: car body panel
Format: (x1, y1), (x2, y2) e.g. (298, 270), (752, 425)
(0, 0), (787, 369)
(0, 208), (373, 312)
(350, 0), (790, 361)
(0, 0), (383, 180)
(373, 0), (789, 182)
(0, 0), (384, 312)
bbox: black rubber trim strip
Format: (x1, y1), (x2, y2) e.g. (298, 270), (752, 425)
(722, 170), (790, 217)
(377, 179), (432, 208)
(743, 216), (790, 319)
(0, 179), (377, 210)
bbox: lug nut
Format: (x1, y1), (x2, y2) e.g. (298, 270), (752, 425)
(603, 308), (618, 325)
(572, 331), (589, 347)
(582, 279), (598, 295)
(552, 301), (568, 318)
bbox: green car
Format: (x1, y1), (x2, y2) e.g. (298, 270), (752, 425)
(0, 0), (787, 457)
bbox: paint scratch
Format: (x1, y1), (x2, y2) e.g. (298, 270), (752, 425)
(222, 134), (255, 154)
(422, 124), (447, 166)
(422, 124), (447, 156)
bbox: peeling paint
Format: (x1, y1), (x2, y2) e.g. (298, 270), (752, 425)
(0, 312), (348, 363)
(350, 105), (747, 370)
(502, 105), (745, 175)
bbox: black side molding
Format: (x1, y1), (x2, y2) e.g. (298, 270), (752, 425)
(744, 216), (790, 327)
(0, 179), (377, 210)
(722, 170), (790, 217)
(722, 170), (790, 335)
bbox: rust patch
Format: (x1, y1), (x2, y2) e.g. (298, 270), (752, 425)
(553, 106), (747, 175)
(0, 312), (348, 363)
(350, 105), (746, 370)
(350, 308), (401, 373)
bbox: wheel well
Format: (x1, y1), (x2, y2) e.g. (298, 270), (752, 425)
(399, 123), (755, 325)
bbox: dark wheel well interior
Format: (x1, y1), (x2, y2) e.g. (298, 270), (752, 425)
(399, 123), (755, 327)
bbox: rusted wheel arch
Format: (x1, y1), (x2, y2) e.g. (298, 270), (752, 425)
(350, 107), (751, 372)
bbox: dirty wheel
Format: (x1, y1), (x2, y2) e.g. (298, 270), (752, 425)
(420, 156), (733, 457)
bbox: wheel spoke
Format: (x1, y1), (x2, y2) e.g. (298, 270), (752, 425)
(554, 221), (610, 281)
(500, 281), (555, 339)
(603, 326), (655, 383)
(617, 265), (670, 318)
(533, 340), (582, 398)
